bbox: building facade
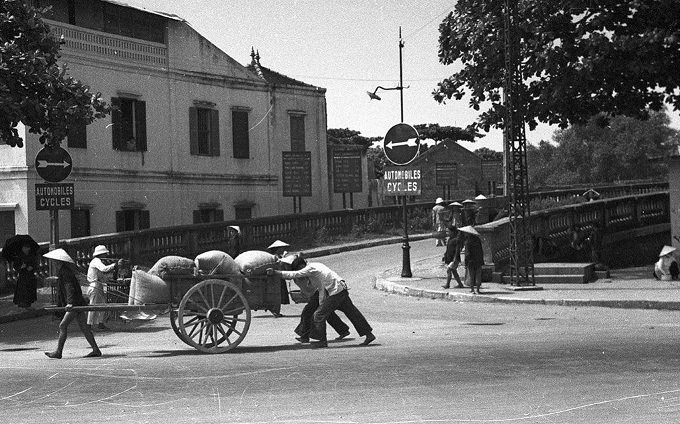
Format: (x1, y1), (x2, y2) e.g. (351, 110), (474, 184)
(0, 0), (329, 244)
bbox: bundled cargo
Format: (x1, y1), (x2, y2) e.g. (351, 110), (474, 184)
(148, 255), (195, 279)
(194, 250), (240, 276)
(234, 250), (278, 276)
(128, 269), (170, 305)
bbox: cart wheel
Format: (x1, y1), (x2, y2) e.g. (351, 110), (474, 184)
(169, 308), (192, 346)
(177, 279), (251, 353)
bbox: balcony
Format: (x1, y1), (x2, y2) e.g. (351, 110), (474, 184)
(46, 19), (168, 67)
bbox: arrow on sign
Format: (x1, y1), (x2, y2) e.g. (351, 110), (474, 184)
(37, 160), (71, 168)
(385, 137), (418, 150)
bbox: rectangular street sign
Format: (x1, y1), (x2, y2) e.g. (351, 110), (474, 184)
(35, 183), (74, 210)
(333, 150), (363, 193)
(435, 162), (458, 187)
(383, 166), (421, 196)
(282, 151), (312, 197)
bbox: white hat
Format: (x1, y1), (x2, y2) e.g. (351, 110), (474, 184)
(458, 225), (481, 237)
(449, 201), (463, 207)
(475, 194), (487, 200)
(228, 225), (240, 233)
(462, 199), (477, 204)
(435, 197), (445, 205)
(43, 248), (75, 263)
(93, 245), (109, 257)
(268, 240), (290, 249)
(279, 254), (298, 265)
(659, 245), (677, 257)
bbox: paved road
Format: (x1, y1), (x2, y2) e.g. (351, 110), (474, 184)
(2, 240), (680, 423)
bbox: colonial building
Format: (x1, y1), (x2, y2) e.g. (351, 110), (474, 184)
(0, 0), (329, 243)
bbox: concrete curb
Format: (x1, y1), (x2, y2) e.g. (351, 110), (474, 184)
(0, 308), (52, 324)
(373, 276), (680, 311)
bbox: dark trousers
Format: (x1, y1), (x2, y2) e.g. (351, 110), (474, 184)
(311, 289), (372, 342)
(295, 291), (349, 338)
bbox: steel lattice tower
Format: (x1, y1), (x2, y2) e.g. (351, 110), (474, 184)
(503, 0), (534, 286)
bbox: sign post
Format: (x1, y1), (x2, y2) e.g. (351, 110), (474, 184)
(282, 151), (312, 213)
(35, 145), (73, 257)
(382, 123), (420, 278)
(332, 148), (363, 208)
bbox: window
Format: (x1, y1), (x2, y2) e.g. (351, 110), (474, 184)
(234, 205), (252, 220)
(290, 115), (305, 151)
(103, 3), (165, 43)
(115, 209), (150, 232)
(67, 122), (87, 149)
(232, 110), (249, 159)
(70, 209), (90, 238)
(189, 107), (220, 156)
(193, 208), (224, 224)
(0, 211), (15, 249)
(111, 97), (147, 152)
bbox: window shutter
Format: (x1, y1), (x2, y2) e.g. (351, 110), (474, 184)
(135, 100), (147, 151)
(291, 116), (305, 151)
(140, 210), (150, 229)
(232, 111), (249, 159)
(210, 108), (220, 157)
(189, 107), (198, 155)
(111, 97), (122, 150)
(115, 211), (125, 232)
(67, 122), (87, 149)
(215, 209), (224, 222)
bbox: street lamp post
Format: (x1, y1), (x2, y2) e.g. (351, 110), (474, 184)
(368, 27), (413, 278)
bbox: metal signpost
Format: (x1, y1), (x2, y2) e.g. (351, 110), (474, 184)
(35, 145), (74, 271)
(382, 123), (420, 278)
(332, 148), (363, 208)
(282, 151), (312, 213)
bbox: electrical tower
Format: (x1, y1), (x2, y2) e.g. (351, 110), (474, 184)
(502, 0), (534, 285)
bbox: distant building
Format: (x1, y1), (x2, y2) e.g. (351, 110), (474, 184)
(0, 0), (329, 243)
(405, 139), (484, 203)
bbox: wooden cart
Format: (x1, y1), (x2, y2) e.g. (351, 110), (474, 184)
(47, 272), (282, 354)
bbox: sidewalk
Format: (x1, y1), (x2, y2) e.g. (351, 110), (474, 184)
(374, 257), (680, 311)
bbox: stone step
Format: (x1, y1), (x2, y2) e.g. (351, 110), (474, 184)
(500, 274), (590, 284)
(533, 262), (595, 276)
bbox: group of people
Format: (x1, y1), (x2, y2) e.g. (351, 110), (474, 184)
(267, 239), (375, 348)
(433, 197), (485, 294)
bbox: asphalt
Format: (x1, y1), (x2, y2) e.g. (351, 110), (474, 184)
(3, 234), (679, 324)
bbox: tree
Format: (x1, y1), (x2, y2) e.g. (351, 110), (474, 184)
(527, 111), (679, 187)
(413, 123), (481, 143)
(474, 147), (503, 161)
(434, 1), (680, 132)
(0, 0), (109, 147)
(327, 128), (381, 152)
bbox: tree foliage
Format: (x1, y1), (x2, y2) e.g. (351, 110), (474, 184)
(413, 123), (481, 143)
(327, 128), (381, 152)
(0, 0), (109, 147)
(527, 111), (679, 187)
(474, 147), (503, 161)
(434, 1), (680, 132)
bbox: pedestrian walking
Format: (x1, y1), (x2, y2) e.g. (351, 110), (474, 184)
(86, 245), (116, 331)
(441, 226), (464, 289)
(272, 255), (375, 348)
(2, 234), (40, 309)
(43, 249), (101, 359)
(654, 245), (679, 281)
(459, 225), (484, 294)
(227, 225), (241, 258)
(448, 202), (464, 228)
(432, 197), (449, 246)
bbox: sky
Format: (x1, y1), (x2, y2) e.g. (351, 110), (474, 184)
(123, 0), (680, 153)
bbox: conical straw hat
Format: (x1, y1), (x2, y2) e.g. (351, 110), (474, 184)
(659, 245), (676, 257)
(43, 248), (75, 263)
(458, 225), (481, 237)
(268, 240), (290, 249)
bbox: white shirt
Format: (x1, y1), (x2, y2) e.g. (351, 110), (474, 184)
(87, 257), (115, 288)
(279, 262), (346, 303)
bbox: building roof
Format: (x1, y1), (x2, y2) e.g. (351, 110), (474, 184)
(102, 0), (186, 22)
(246, 49), (318, 89)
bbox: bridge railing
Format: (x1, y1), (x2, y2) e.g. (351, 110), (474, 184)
(0, 181), (669, 289)
(477, 191), (670, 269)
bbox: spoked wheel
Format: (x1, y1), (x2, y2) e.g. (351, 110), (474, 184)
(169, 308), (192, 346)
(177, 279), (251, 353)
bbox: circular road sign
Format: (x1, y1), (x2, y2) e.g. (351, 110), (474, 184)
(35, 145), (73, 183)
(383, 123), (420, 165)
